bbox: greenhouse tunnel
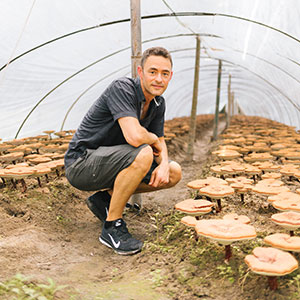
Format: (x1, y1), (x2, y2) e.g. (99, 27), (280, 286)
(1, 0), (300, 141)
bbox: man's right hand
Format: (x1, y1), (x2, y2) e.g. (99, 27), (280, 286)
(150, 139), (162, 156)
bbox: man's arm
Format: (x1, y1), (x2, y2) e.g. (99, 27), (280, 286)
(118, 116), (162, 155)
(149, 136), (170, 187)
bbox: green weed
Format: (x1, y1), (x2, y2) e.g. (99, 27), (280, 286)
(0, 273), (67, 299)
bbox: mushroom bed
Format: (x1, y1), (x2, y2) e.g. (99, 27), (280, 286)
(1, 114), (300, 300)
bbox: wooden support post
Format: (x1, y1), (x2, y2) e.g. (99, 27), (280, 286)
(186, 36), (201, 160)
(212, 60), (222, 141)
(130, 0), (143, 209)
(130, 0), (142, 78)
(226, 74), (232, 128)
(231, 91), (235, 117)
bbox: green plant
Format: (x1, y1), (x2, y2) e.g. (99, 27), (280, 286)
(288, 273), (300, 299)
(217, 264), (235, 284)
(150, 269), (164, 288)
(0, 273), (67, 299)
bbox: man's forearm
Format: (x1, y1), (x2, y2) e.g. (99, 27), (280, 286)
(155, 137), (168, 165)
(137, 127), (159, 146)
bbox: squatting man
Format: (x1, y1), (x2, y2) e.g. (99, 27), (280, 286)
(64, 47), (182, 255)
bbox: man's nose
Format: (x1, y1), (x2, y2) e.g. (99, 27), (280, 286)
(155, 73), (163, 82)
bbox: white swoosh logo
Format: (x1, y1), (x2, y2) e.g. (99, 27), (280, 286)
(108, 233), (120, 248)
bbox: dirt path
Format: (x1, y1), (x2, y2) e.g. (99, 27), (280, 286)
(0, 118), (227, 299)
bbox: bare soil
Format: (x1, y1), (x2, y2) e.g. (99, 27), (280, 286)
(0, 115), (300, 300)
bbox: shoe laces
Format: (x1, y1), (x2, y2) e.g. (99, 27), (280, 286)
(114, 219), (132, 239)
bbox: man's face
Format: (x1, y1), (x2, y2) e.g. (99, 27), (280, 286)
(138, 55), (173, 101)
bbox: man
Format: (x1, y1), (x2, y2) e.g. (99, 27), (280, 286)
(64, 47), (182, 255)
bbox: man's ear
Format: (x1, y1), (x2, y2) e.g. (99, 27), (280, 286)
(137, 65), (143, 77)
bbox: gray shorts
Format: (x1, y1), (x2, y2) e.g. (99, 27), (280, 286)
(65, 144), (158, 191)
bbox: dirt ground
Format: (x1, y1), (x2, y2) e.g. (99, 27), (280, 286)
(1, 115), (300, 300)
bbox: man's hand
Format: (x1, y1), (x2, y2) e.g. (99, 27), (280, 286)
(150, 139), (162, 156)
(149, 163), (169, 187)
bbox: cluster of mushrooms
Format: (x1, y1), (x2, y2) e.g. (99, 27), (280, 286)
(0, 130), (74, 192)
(175, 116), (300, 290)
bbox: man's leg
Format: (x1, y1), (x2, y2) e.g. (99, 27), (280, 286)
(99, 145), (154, 255)
(106, 145), (154, 221)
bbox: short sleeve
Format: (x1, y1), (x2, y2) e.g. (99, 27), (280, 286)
(107, 79), (139, 121)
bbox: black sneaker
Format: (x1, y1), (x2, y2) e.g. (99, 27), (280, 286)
(99, 218), (143, 255)
(86, 190), (111, 222)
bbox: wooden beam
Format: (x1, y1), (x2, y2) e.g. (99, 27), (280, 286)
(213, 60), (223, 140)
(186, 36), (201, 160)
(130, 0), (142, 78)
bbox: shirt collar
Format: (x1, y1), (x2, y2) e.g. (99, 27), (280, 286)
(134, 77), (162, 106)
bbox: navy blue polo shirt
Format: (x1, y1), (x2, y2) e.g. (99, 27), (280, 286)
(64, 77), (166, 168)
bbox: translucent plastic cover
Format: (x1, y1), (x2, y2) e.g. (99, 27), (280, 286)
(1, 0), (299, 140)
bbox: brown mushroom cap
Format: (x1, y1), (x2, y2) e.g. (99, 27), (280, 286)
(29, 156), (52, 164)
(3, 167), (35, 179)
(187, 177), (228, 189)
(264, 233), (300, 252)
(195, 219), (256, 245)
(181, 216), (198, 227)
(222, 213), (251, 224)
(271, 211), (300, 229)
(244, 152), (274, 162)
(213, 149), (242, 160)
(252, 184), (290, 196)
(199, 185), (235, 199)
(268, 192), (300, 203)
(175, 199), (213, 215)
(245, 247), (298, 276)
(272, 199), (300, 212)
(0, 152), (24, 162)
(226, 176), (254, 185)
(261, 172), (282, 180)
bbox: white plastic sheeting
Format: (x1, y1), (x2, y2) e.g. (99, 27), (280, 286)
(1, 0), (300, 140)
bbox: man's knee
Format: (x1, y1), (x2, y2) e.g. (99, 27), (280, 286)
(131, 145), (153, 173)
(169, 161), (182, 186)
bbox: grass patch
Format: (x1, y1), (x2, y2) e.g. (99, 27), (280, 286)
(0, 274), (68, 299)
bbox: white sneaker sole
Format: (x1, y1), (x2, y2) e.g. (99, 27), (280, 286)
(99, 236), (142, 255)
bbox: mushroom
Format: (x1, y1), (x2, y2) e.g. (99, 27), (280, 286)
(29, 156), (52, 165)
(187, 177), (228, 199)
(175, 199), (213, 217)
(213, 149), (242, 160)
(199, 185), (235, 212)
(280, 164), (299, 180)
(187, 177), (228, 189)
(195, 219), (256, 262)
(243, 164), (261, 182)
(271, 211), (300, 236)
(244, 152), (274, 163)
(272, 199), (300, 213)
(261, 172), (282, 180)
(244, 247), (298, 290)
(264, 233), (300, 252)
(181, 216), (197, 227)
(222, 213), (250, 224)
(43, 130), (55, 139)
(0, 152), (24, 165)
(268, 191), (300, 204)
(4, 166), (35, 192)
(252, 181), (290, 197)
(32, 165), (52, 186)
(226, 176), (253, 203)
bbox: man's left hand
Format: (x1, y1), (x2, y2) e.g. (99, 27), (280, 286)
(148, 163), (169, 188)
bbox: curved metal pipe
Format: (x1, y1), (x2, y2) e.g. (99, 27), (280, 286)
(2, 11), (300, 72)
